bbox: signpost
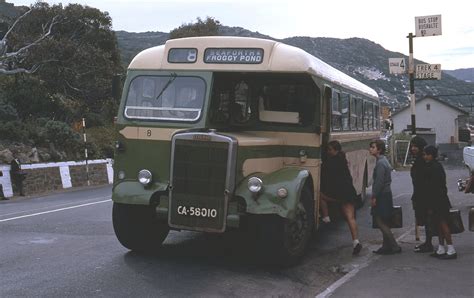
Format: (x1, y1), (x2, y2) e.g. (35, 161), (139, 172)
(415, 63), (442, 80)
(389, 58), (406, 74)
(406, 14), (442, 135)
(415, 15), (442, 37)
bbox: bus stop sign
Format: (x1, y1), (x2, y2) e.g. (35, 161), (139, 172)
(415, 15), (442, 37)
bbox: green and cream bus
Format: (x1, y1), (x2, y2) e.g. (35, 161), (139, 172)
(112, 36), (379, 265)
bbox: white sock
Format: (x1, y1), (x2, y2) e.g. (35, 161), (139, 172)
(353, 239), (360, 248)
(447, 245), (456, 255)
(437, 245), (446, 254)
(322, 216), (331, 223)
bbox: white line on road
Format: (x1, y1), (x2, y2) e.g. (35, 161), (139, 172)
(315, 226), (415, 298)
(0, 196), (112, 218)
(0, 199), (111, 223)
(393, 193), (410, 200)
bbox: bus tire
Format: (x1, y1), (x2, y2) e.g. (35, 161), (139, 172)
(257, 186), (314, 266)
(112, 202), (169, 253)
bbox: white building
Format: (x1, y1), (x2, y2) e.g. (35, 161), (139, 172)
(391, 96), (469, 145)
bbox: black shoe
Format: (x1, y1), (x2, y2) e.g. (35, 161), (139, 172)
(1, 197), (9, 200)
(414, 243), (434, 253)
(390, 246), (402, 254)
(430, 252), (446, 258)
(352, 243), (362, 256)
(373, 247), (391, 255)
(439, 253), (457, 260)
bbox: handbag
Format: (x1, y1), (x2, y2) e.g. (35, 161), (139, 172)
(431, 209), (465, 235)
(372, 205), (403, 229)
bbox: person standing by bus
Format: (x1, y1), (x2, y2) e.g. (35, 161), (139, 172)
(410, 136), (434, 253)
(10, 157), (26, 196)
(423, 145), (457, 259)
(369, 139), (401, 255)
(320, 140), (362, 255)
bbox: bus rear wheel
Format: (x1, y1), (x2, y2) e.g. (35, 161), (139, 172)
(257, 187), (314, 266)
(112, 202), (169, 253)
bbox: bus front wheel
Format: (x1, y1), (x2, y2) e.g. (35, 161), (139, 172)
(112, 202), (169, 253)
(256, 186), (314, 266)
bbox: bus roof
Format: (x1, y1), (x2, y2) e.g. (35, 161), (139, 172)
(129, 36), (378, 99)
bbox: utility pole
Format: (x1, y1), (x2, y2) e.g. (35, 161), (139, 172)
(408, 33), (416, 135)
(82, 117), (90, 186)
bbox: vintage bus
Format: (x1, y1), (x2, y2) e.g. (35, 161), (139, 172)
(112, 36), (379, 265)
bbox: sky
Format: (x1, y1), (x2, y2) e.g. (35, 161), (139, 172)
(10, 0), (474, 70)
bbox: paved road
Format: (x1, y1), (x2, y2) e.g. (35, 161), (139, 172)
(321, 167), (474, 298)
(0, 167), (471, 297)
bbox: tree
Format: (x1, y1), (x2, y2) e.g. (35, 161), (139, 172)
(0, 2), (123, 160)
(0, 7), (60, 75)
(169, 17), (221, 39)
(2, 2), (123, 120)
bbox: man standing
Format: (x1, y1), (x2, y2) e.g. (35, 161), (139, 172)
(0, 170), (7, 200)
(10, 157), (26, 196)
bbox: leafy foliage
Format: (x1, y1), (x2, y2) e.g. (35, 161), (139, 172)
(0, 2), (123, 161)
(169, 17), (220, 39)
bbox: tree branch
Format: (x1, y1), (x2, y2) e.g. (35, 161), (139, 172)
(0, 64), (40, 75)
(4, 15), (61, 59)
(1, 9), (33, 43)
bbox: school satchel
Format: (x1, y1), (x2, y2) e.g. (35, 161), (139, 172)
(372, 206), (403, 229)
(431, 209), (465, 235)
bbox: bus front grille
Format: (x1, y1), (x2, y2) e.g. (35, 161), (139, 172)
(169, 137), (230, 232)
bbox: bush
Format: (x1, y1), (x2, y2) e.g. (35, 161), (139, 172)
(0, 121), (28, 141)
(84, 112), (106, 128)
(0, 102), (19, 121)
(44, 120), (82, 149)
(87, 126), (118, 158)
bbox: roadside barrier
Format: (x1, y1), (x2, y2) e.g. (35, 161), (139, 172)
(0, 159), (113, 198)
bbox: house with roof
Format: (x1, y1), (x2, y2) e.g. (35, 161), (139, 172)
(391, 96), (469, 145)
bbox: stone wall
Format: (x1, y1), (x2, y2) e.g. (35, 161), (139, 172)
(22, 167), (63, 195)
(70, 163), (109, 187)
(0, 159), (113, 198)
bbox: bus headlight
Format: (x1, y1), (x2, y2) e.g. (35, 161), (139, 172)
(248, 177), (263, 193)
(138, 169), (152, 185)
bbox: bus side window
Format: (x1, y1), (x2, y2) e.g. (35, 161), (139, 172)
(350, 95), (357, 130)
(356, 98), (364, 130)
(331, 90), (342, 131)
(341, 93), (350, 131)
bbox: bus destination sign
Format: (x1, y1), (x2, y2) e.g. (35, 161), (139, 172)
(204, 48), (263, 64)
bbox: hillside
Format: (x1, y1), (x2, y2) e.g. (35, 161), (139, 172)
(2, 0), (473, 111)
(445, 68), (474, 83)
(116, 27), (474, 111)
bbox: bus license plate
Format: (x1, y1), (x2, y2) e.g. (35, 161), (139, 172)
(177, 205), (218, 218)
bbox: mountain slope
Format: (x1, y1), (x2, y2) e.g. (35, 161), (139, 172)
(116, 27), (473, 110)
(445, 68), (474, 83)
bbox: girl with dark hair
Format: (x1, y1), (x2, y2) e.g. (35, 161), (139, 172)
(320, 140), (362, 255)
(369, 139), (401, 254)
(423, 145), (457, 259)
(410, 136), (433, 253)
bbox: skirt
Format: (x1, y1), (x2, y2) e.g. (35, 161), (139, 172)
(373, 191), (394, 221)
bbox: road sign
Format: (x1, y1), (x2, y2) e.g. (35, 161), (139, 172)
(388, 58), (406, 74)
(415, 15), (442, 37)
(415, 63), (441, 80)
